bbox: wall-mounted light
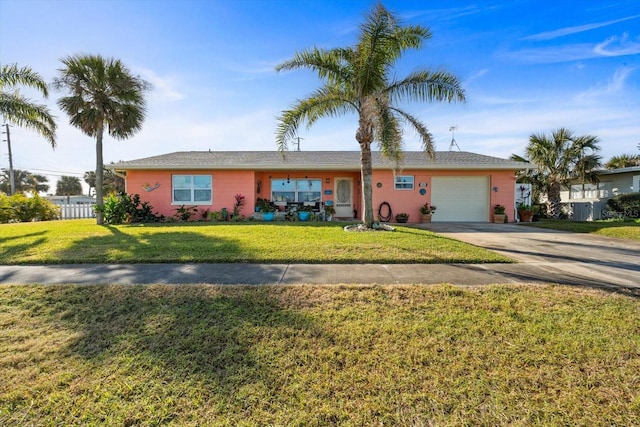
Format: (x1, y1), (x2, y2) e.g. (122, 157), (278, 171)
(325, 178), (330, 184)
(492, 186), (499, 192)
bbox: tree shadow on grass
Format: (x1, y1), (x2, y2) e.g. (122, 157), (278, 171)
(0, 231), (48, 263)
(54, 225), (245, 263)
(53, 284), (315, 389)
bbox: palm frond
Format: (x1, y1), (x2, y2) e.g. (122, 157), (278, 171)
(0, 64), (50, 97)
(276, 86), (357, 151)
(387, 70), (466, 104)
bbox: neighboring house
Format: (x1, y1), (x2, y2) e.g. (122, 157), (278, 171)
(560, 166), (640, 220)
(45, 195), (96, 205)
(107, 151), (528, 222)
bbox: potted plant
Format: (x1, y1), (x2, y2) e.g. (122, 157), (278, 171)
(395, 212), (409, 223)
(517, 202), (534, 222)
(419, 203), (436, 223)
(298, 204), (313, 221)
(493, 204), (506, 223)
(324, 205), (335, 221)
(258, 200), (277, 221)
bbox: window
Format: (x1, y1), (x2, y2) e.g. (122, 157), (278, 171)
(570, 183), (598, 199)
(172, 175), (212, 204)
(271, 178), (322, 203)
(394, 175), (414, 190)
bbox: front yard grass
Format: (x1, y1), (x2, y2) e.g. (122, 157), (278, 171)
(1, 284), (638, 426)
(521, 219), (640, 240)
(0, 219), (512, 264)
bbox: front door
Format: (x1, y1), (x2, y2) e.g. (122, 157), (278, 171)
(334, 177), (353, 218)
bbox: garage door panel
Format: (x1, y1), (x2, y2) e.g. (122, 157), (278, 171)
(431, 176), (489, 222)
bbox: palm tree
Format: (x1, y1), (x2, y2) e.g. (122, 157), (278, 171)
(1, 64), (57, 195)
(572, 134), (602, 197)
(526, 128), (601, 219)
(605, 154), (640, 169)
(275, 4), (465, 226)
(0, 168), (49, 194)
(0, 64), (57, 146)
(83, 171), (96, 197)
(55, 175), (83, 198)
(53, 54), (150, 224)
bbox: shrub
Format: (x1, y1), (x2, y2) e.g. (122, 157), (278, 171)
(0, 192), (59, 223)
(606, 193), (640, 218)
(97, 193), (161, 224)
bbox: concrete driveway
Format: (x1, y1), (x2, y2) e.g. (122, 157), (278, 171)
(415, 222), (640, 290)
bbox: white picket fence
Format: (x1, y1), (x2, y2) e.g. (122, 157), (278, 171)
(58, 202), (96, 219)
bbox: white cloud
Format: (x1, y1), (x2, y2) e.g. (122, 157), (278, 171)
(522, 14), (640, 41)
(135, 68), (184, 101)
(594, 33), (640, 56)
(503, 33), (640, 64)
(463, 68), (489, 86)
(576, 67), (636, 100)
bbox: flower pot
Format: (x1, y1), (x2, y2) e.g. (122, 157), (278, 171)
(298, 211), (310, 221)
(262, 212), (275, 221)
(396, 215), (408, 223)
(420, 213), (432, 223)
(493, 214), (506, 223)
(518, 210), (533, 222)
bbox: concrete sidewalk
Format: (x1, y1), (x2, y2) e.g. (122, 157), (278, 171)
(0, 262), (638, 293)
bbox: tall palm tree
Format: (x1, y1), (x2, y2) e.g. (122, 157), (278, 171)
(0, 64), (57, 146)
(53, 54), (150, 224)
(275, 4), (465, 226)
(526, 128), (601, 218)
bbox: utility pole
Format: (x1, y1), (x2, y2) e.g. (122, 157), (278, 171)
(294, 136), (303, 152)
(2, 124), (15, 195)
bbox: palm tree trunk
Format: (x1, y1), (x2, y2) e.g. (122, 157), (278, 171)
(361, 145), (374, 227)
(547, 181), (561, 219)
(95, 127), (104, 225)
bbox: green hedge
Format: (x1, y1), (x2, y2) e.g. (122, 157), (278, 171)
(606, 193), (640, 218)
(0, 193), (60, 223)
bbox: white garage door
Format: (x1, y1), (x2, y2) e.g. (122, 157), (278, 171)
(431, 176), (490, 222)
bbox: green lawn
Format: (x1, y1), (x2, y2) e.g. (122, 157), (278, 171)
(0, 219), (511, 264)
(1, 284), (638, 426)
(521, 219), (640, 240)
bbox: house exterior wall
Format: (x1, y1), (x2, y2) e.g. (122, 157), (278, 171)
(125, 169), (255, 218)
(561, 171), (639, 202)
(370, 169), (516, 222)
(124, 168), (517, 222)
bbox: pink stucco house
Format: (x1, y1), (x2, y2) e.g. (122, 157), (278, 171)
(108, 151), (527, 222)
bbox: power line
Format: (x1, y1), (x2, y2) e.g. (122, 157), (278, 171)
(27, 168), (85, 177)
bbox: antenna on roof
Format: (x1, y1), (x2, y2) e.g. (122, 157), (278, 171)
(449, 125), (461, 151)
(294, 136), (303, 152)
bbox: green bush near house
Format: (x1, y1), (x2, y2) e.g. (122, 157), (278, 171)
(0, 192), (59, 223)
(96, 193), (162, 224)
(607, 193), (640, 218)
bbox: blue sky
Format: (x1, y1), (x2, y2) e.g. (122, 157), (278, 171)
(1, 0), (639, 190)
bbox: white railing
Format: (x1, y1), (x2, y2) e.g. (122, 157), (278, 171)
(59, 203), (96, 219)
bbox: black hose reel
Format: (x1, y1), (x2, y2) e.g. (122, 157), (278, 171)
(378, 201), (392, 222)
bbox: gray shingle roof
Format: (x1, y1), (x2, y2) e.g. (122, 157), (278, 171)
(108, 151), (530, 171)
